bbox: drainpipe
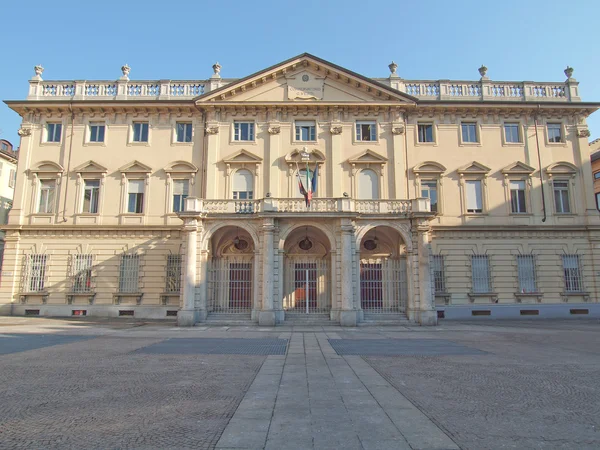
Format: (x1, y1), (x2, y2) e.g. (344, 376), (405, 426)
(533, 106), (547, 222)
(61, 103), (75, 222)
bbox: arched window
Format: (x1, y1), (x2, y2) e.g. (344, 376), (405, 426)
(358, 169), (379, 199)
(232, 169), (253, 200)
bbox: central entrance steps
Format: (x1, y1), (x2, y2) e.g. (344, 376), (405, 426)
(204, 313), (254, 326)
(360, 313), (411, 326)
(282, 313), (333, 326)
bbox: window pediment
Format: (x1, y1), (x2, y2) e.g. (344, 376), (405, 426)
(545, 161), (577, 176)
(412, 161), (447, 175)
(222, 149), (262, 165)
(30, 160), (64, 175)
(348, 149), (387, 165)
(285, 148), (326, 163)
(119, 160), (152, 174)
(164, 160), (198, 174)
(457, 161), (491, 175)
(73, 160), (108, 174)
(501, 161), (535, 175)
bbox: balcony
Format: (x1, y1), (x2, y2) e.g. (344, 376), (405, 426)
(183, 197), (430, 216)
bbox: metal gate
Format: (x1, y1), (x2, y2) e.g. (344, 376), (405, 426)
(360, 258), (407, 313)
(207, 258), (253, 314)
(284, 258), (330, 314)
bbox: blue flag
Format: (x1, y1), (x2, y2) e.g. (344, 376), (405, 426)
(311, 163), (318, 194)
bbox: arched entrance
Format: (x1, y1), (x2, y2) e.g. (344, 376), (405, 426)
(282, 226), (332, 316)
(359, 226), (408, 315)
(207, 226), (256, 316)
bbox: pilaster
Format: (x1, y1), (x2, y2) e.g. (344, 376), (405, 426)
(391, 119), (407, 200)
(416, 219), (437, 325)
(267, 122), (281, 197)
(339, 218), (358, 326)
(259, 217), (276, 326)
(330, 122), (343, 197)
(204, 121), (220, 199)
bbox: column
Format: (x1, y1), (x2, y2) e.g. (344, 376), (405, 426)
(178, 217), (198, 326)
(259, 218), (276, 326)
(339, 219), (358, 326)
(416, 220), (437, 326)
(197, 249), (209, 321)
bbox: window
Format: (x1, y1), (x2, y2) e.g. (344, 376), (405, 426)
(421, 180), (438, 213)
(72, 254), (94, 293)
(0, 162), (3, 177)
(119, 254), (139, 293)
(46, 123), (62, 143)
(232, 169), (253, 200)
(417, 124), (434, 143)
(595, 172), (600, 180)
(83, 179), (100, 214)
(233, 122), (254, 141)
(89, 123), (105, 143)
(465, 180), (483, 213)
(172, 179), (189, 212)
(127, 180), (144, 213)
(553, 180), (570, 213)
(26, 254), (48, 292)
(176, 122), (193, 143)
(509, 180), (527, 213)
(562, 255), (582, 292)
(132, 122), (149, 142)
(38, 180), (56, 213)
(8, 169), (16, 188)
(504, 123), (521, 143)
(431, 255), (446, 293)
(461, 122), (478, 143)
(596, 192), (600, 210)
(471, 255), (491, 293)
(517, 255), (537, 293)
(356, 121), (377, 141)
(547, 123), (562, 143)
(166, 255), (182, 293)
(357, 169), (379, 200)
(0, 142), (7, 151)
(295, 121), (316, 141)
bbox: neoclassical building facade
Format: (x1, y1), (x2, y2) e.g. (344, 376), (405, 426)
(2, 54), (599, 326)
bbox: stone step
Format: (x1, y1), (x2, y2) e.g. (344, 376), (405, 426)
(204, 314), (254, 326)
(360, 314), (410, 326)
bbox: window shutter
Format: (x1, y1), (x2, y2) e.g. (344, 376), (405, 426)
(466, 180), (482, 210)
(128, 180), (144, 194)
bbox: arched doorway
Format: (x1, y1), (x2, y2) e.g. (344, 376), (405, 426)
(359, 226), (408, 315)
(282, 226), (332, 316)
(207, 226), (256, 316)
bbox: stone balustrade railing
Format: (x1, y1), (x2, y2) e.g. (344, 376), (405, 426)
(198, 198), (419, 215)
(27, 77), (579, 102)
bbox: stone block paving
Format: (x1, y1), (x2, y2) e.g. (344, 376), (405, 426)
(134, 338), (288, 355)
(328, 338), (487, 356)
(0, 335), (265, 449)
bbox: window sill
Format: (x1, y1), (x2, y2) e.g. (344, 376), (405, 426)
(458, 142), (482, 147)
(514, 292), (543, 303)
(171, 142), (193, 146)
(292, 140), (318, 145)
(463, 213), (487, 217)
(561, 291), (590, 302)
(468, 292), (499, 303)
(84, 142), (107, 147)
(128, 142), (150, 146)
(76, 213), (100, 217)
(502, 142), (525, 147)
(554, 213), (577, 217)
(40, 142), (61, 146)
(415, 141), (437, 146)
(231, 140), (256, 145)
(435, 292), (451, 305)
(509, 212), (533, 216)
(113, 292), (144, 305)
(353, 140), (380, 145)
(66, 292), (96, 304)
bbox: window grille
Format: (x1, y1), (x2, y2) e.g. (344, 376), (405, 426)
(23, 254), (48, 292)
(471, 255), (491, 293)
(517, 255), (537, 293)
(166, 255), (182, 293)
(71, 254), (94, 293)
(562, 255), (583, 292)
(431, 255), (446, 293)
(119, 254), (140, 293)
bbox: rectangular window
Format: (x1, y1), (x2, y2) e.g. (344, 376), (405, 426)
(562, 255), (582, 292)
(132, 122), (149, 142)
(0, 142), (7, 151)
(417, 124), (434, 143)
(596, 192), (600, 211)
(46, 123), (62, 143)
(509, 180), (527, 213)
(553, 180), (570, 213)
(504, 123), (521, 143)
(233, 122), (254, 141)
(547, 123), (562, 143)
(127, 180), (144, 214)
(172, 179), (189, 212)
(119, 254), (139, 293)
(594, 172), (600, 180)
(471, 255), (491, 293)
(465, 180), (483, 213)
(83, 179), (100, 214)
(89, 123), (105, 143)
(176, 122), (193, 143)
(431, 255), (446, 293)
(356, 121), (377, 141)
(420, 180), (438, 213)
(517, 255), (537, 293)
(26, 254), (48, 292)
(461, 122), (478, 143)
(295, 121), (316, 141)
(38, 180), (56, 213)
(233, 191), (254, 200)
(166, 255), (182, 293)
(72, 254), (94, 293)
(8, 169), (16, 188)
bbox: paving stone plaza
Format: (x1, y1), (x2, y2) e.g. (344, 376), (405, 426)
(0, 318), (599, 449)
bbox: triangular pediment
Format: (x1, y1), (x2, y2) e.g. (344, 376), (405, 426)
(285, 147), (326, 163)
(457, 161), (491, 174)
(501, 161), (535, 175)
(412, 161), (447, 174)
(546, 161), (577, 175)
(196, 53), (417, 105)
(348, 149), (388, 164)
(118, 160), (152, 173)
(31, 160), (64, 174)
(222, 149), (263, 164)
(73, 160), (108, 174)
(164, 160), (198, 174)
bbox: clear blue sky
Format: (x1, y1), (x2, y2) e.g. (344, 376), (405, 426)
(1, 0), (599, 147)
